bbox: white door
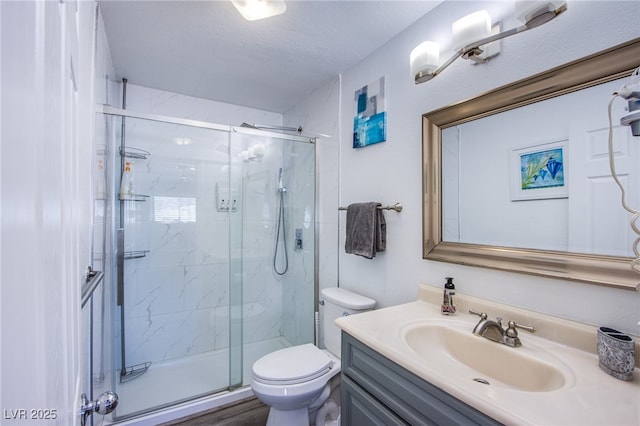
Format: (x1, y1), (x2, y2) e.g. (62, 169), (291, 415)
(1, 1), (97, 424)
(568, 78), (640, 257)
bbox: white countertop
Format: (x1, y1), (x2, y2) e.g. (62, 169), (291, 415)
(335, 285), (640, 426)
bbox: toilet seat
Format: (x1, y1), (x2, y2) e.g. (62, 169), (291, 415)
(252, 344), (334, 385)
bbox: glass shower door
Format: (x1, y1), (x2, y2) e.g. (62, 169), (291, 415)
(110, 115), (235, 418)
(230, 129), (316, 386)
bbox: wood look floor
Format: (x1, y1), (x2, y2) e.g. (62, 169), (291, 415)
(159, 397), (269, 426)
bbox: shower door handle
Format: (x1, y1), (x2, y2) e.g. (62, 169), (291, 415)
(116, 228), (124, 306)
(80, 391), (119, 426)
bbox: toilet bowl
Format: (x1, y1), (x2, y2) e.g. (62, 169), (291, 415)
(251, 287), (375, 426)
(251, 344), (340, 425)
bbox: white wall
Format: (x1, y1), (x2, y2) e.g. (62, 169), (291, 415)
(332, 1), (640, 335)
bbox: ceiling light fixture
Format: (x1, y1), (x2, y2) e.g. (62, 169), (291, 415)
(411, 1), (567, 84)
(231, 0), (286, 21)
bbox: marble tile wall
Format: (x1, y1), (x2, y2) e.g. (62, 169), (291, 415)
(283, 76), (340, 348)
(284, 77), (340, 294)
(234, 132), (315, 347)
(281, 139), (316, 346)
(119, 119), (232, 366)
(236, 132), (284, 345)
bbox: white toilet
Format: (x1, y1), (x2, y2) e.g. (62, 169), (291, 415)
(251, 287), (376, 426)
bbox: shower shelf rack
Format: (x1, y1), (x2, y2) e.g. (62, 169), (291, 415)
(120, 361), (152, 383)
(124, 250), (150, 260)
(119, 146), (150, 160)
(119, 193), (149, 202)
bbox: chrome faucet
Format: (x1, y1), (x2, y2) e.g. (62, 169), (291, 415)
(469, 308), (536, 348)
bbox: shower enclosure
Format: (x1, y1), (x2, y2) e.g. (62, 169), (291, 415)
(92, 107), (316, 420)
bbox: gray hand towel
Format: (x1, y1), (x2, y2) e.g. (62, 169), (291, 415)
(345, 202), (386, 259)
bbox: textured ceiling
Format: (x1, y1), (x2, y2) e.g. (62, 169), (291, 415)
(99, 0), (442, 113)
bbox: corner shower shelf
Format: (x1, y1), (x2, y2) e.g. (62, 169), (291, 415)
(119, 193), (149, 202)
(119, 146), (150, 160)
(124, 250), (150, 260)
(120, 361), (152, 383)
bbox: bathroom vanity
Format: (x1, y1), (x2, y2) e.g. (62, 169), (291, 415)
(336, 285), (640, 425)
(341, 332), (500, 425)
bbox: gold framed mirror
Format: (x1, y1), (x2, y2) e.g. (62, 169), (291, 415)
(422, 38), (640, 290)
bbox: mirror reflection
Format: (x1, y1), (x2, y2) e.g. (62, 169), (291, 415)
(422, 38), (640, 289)
(441, 77), (638, 257)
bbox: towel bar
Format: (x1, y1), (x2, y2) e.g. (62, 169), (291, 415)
(339, 203), (403, 212)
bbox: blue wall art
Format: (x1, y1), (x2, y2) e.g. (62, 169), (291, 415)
(510, 140), (568, 201)
(353, 76), (386, 148)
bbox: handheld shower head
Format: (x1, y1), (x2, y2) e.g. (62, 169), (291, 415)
(278, 168), (287, 193)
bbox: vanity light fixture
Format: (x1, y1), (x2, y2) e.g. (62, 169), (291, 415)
(411, 1), (567, 84)
(230, 0), (286, 21)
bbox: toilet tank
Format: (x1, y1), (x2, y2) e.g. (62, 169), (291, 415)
(320, 287), (376, 357)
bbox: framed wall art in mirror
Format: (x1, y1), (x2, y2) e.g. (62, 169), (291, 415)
(508, 139), (568, 202)
(422, 38), (640, 290)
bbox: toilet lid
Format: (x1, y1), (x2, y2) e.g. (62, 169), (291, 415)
(252, 344), (333, 384)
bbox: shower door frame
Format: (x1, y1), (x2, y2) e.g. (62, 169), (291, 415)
(99, 105), (318, 419)
(101, 105), (316, 144)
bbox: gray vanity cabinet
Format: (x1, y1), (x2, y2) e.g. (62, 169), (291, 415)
(341, 332), (503, 426)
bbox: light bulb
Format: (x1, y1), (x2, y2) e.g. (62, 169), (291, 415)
(452, 10), (491, 51)
(410, 41), (440, 82)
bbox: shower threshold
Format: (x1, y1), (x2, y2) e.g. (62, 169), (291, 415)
(112, 336), (290, 421)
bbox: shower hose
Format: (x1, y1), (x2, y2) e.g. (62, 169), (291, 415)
(273, 190), (288, 275)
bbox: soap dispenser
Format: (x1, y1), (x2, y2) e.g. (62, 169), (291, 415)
(441, 277), (456, 315)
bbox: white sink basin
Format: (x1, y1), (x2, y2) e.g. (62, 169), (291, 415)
(335, 287), (640, 425)
(402, 321), (567, 392)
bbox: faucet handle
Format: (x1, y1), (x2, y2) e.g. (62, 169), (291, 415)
(506, 320), (536, 337)
(469, 308), (487, 319)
